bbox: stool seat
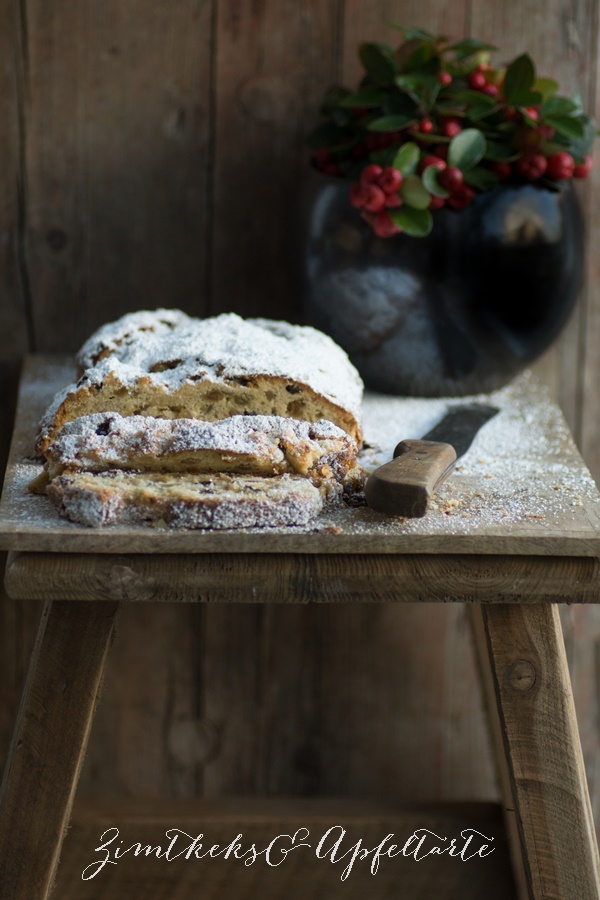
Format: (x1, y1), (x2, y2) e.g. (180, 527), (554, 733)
(1, 356), (600, 899)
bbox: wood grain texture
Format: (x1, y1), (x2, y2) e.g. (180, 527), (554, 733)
(0, 0), (36, 786)
(210, 0), (340, 318)
(1, 0), (600, 845)
(51, 798), (516, 899)
(4, 356), (600, 558)
(0, 599), (119, 900)
(6, 551), (600, 605)
(471, 604), (600, 900)
(23, 0), (213, 350)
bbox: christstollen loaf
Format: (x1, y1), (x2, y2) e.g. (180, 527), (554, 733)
(35, 310), (364, 453)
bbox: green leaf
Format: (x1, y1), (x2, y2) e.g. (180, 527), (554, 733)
(392, 142), (420, 175)
(389, 206), (433, 237)
(449, 89), (499, 120)
(383, 91), (419, 116)
(359, 43), (396, 84)
(484, 140), (521, 162)
(395, 73), (440, 107)
(452, 89), (498, 108)
(320, 85), (351, 114)
(534, 78), (559, 102)
(449, 38), (498, 61)
(422, 165), (450, 197)
(544, 115), (586, 140)
(448, 128), (487, 170)
(564, 115), (598, 158)
(400, 174), (432, 210)
(503, 53), (536, 105)
(368, 114), (415, 131)
(368, 147), (398, 166)
(541, 96), (579, 117)
(340, 89), (390, 108)
(463, 166), (499, 190)
(509, 89), (542, 107)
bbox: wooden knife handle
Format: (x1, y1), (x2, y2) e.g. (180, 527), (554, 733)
(364, 439), (457, 518)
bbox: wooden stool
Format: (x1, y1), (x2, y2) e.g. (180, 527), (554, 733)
(1, 357), (600, 899)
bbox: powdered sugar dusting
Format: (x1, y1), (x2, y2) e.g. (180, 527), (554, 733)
(48, 471), (323, 530)
(1, 359), (599, 550)
(74, 310), (363, 422)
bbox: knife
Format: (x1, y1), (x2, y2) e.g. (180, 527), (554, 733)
(364, 403), (500, 518)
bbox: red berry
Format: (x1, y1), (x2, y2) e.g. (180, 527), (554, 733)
(546, 151), (575, 181)
(482, 83), (499, 97)
(360, 164), (383, 185)
(573, 155), (593, 178)
(419, 118), (434, 133)
(352, 106), (369, 118)
(515, 153), (547, 180)
(441, 117), (462, 138)
(384, 192), (403, 208)
(322, 162), (340, 176)
(447, 184), (476, 210)
(349, 183), (369, 208)
(438, 166), (464, 191)
(468, 70), (487, 90)
(524, 107), (540, 122)
(491, 162), (511, 182)
(351, 143), (367, 159)
(438, 72), (452, 86)
(434, 144), (449, 161)
(371, 210), (401, 238)
(418, 155), (447, 175)
(362, 184), (386, 212)
(377, 167), (403, 193)
(429, 196), (446, 210)
(539, 125), (555, 140)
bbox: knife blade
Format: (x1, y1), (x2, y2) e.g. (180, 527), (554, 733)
(364, 403), (499, 518)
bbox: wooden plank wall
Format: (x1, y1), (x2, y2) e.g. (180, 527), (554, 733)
(1, 0), (599, 821)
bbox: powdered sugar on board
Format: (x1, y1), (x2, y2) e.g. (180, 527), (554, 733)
(0, 356), (599, 553)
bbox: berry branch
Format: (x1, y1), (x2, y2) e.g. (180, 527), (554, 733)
(309, 28), (597, 238)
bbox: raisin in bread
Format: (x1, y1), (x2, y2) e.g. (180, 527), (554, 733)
(35, 311), (363, 452)
(38, 412), (364, 497)
(46, 471), (323, 529)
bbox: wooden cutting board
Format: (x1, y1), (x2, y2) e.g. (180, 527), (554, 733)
(1, 354), (599, 556)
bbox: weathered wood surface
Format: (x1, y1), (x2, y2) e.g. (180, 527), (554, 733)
(52, 798), (516, 899)
(0, 600), (119, 900)
(3, 356), (600, 557)
(471, 604), (600, 900)
(1, 0), (600, 842)
(6, 551), (600, 605)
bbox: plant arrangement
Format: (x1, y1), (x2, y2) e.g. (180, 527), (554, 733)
(309, 27), (596, 238)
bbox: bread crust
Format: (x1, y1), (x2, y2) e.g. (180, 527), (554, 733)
(36, 312), (363, 452)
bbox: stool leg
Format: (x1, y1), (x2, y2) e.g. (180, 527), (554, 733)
(469, 603), (600, 900)
(0, 599), (119, 899)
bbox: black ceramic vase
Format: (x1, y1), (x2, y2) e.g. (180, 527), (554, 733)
(302, 174), (584, 396)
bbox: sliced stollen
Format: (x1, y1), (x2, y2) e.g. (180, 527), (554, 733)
(46, 471), (324, 529)
(35, 311), (364, 453)
(37, 412), (364, 499)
